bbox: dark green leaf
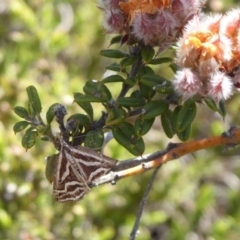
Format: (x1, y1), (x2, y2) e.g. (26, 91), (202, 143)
(176, 100), (196, 132)
(204, 97), (218, 112)
(117, 97), (146, 107)
(74, 94), (106, 103)
(13, 121), (30, 134)
(140, 74), (167, 88)
(148, 57), (172, 65)
(36, 125), (50, 135)
(172, 106), (182, 132)
(169, 63), (178, 73)
(161, 109), (175, 138)
(45, 154), (58, 183)
(105, 63), (121, 72)
(83, 80), (100, 95)
(84, 130), (104, 151)
(125, 77), (137, 87)
(139, 82), (156, 100)
(137, 66), (155, 77)
(112, 122), (145, 156)
(135, 116), (155, 137)
(106, 108), (127, 126)
(46, 103), (60, 124)
(154, 82), (174, 94)
(177, 124), (191, 141)
(143, 100), (169, 119)
(120, 56), (138, 68)
(100, 49), (129, 58)
(99, 84), (112, 101)
(102, 74), (125, 83)
(109, 35), (122, 45)
(67, 114), (91, 129)
(22, 130), (38, 150)
(73, 93), (94, 120)
(131, 90), (144, 99)
(218, 100), (226, 119)
(26, 85), (42, 114)
(40, 136), (50, 141)
(13, 106), (30, 119)
(141, 46), (155, 63)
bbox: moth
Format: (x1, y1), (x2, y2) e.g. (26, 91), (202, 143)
(52, 138), (117, 202)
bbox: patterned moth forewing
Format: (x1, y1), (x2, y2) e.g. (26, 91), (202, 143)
(53, 138), (117, 202)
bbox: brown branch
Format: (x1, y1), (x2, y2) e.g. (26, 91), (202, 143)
(91, 127), (240, 187)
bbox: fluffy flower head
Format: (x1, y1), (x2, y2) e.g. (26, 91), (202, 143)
(174, 9), (240, 101)
(99, 0), (202, 47)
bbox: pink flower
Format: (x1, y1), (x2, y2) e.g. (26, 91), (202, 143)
(99, 0), (202, 47)
(174, 10), (240, 102)
(173, 68), (202, 100)
(207, 71), (233, 101)
(98, 0), (126, 33)
(172, 0), (200, 23)
(131, 10), (178, 46)
(102, 8), (125, 33)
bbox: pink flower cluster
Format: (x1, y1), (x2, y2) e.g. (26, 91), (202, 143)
(98, 0), (201, 50)
(173, 9), (240, 101)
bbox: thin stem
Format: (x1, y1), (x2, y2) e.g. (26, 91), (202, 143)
(129, 166), (161, 240)
(117, 45), (143, 99)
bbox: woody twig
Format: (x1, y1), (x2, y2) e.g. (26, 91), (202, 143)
(92, 127), (240, 187)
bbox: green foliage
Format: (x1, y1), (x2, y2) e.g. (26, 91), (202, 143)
(1, 0), (240, 240)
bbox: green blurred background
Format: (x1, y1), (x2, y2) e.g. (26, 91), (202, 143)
(1, 0), (240, 239)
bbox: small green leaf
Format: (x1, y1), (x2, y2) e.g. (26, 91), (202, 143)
(13, 106), (30, 119)
(176, 100), (196, 132)
(22, 130), (38, 150)
(112, 122), (145, 156)
(46, 103), (60, 124)
(120, 56), (138, 68)
(131, 90), (145, 99)
(139, 82), (156, 100)
(169, 63), (178, 73)
(204, 97), (218, 112)
(137, 66), (155, 77)
(143, 100), (169, 119)
(45, 154), (58, 183)
(40, 136), (50, 141)
(141, 46), (155, 63)
(74, 94), (106, 103)
(105, 63), (121, 72)
(100, 49), (129, 58)
(154, 82), (174, 94)
(106, 108), (127, 126)
(73, 93), (94, 120)
(148, 57), (172, 65)
(35, 125), (50, 135)
(177, 125), (191, 141)
(84, 130), (104, 151)
(135, 116), (154, 137)
(140, 74), (167, 88)
(26, 85), (42, 114)
(218, 100), (226, 119)
(125, 77), (137, 87)
(109, 35), (122, 45)
(161, 109), (175, 138)
(99, 84), (112, 101)
(172, 106), (182, 132)
(83, 80), (100, 95)
(67, 114), (91, 129)
(117, 97), (146, 107)
(102, 74), (125, 84)
(13, 121), (30, 134)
